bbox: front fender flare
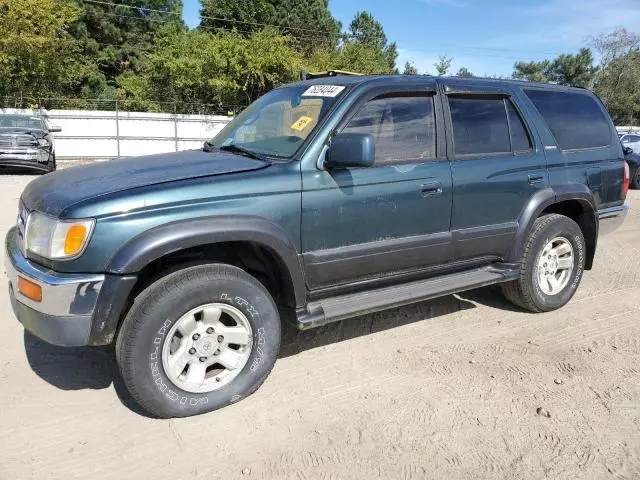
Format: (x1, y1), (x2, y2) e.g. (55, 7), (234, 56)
(106, 216), (306, 307)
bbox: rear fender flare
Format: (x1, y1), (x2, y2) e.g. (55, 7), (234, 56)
(508, 185), (597, 263)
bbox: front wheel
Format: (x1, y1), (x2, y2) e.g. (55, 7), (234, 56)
(45, 155), (56, 174)
(116, 264), (281, 418)
(501, 214), (586, 312)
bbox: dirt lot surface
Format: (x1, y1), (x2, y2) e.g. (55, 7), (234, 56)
(1, 172), (640, 480)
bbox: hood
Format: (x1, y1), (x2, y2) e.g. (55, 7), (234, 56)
(0, 127), (47, 137)
(21, 149), (269, 217)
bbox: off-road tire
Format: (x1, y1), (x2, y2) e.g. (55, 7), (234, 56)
(632, 167), (640, 189)
(501, 214), (586, 312)
(116, 263), (281, 418)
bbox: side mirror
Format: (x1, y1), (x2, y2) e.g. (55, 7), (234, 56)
(49, 126), (61, 133)
(623, 146), (633, 155)
(325, 133), (375, 169)
(203, 140), (213, 152)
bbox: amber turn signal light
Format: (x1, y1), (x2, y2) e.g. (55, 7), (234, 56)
(18, 276), (42, 302)
(64, 224), (88, 255)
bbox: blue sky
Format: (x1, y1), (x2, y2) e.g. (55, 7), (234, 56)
(183, 0), (640, 77)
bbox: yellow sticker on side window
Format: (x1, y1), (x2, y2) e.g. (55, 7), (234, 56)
(291, 116), (314, 132)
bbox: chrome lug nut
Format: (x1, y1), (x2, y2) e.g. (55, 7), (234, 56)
(192, 333), (200, 340)
(189, 347), (196, 355)
(217, 335), (224, 343)
(214, 349), (220, 356)
(199, 357), (207, 363)
(206, 327), (214, 334)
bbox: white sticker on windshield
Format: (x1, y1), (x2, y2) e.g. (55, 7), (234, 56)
(302, 85), (345, 98)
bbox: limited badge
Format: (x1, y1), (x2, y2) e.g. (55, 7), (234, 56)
(302, 85), (345, 97)
(291, 116), (314, 132)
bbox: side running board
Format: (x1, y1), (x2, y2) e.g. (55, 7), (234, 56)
(296, 264), (518, 330)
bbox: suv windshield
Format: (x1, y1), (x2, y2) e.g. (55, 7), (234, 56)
(208, 84), (346, 158)
(0, 115), (46, 130)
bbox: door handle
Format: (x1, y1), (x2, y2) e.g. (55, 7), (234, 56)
(420, 182), (442, 197)
(528, 174), (544, 185)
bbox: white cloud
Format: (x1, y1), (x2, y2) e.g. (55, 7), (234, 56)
(484, 0), (640, 52)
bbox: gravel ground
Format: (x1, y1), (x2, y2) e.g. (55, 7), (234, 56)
(1, 172), (640, 480)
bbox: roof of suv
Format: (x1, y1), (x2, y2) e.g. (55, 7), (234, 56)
(293, 74), (590, 93)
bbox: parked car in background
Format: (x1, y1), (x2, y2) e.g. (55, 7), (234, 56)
(0, 114), (60, 173)
(5, 75), (629, 418)
(620, 132), (640, 154)
(623, 145), (640, 189)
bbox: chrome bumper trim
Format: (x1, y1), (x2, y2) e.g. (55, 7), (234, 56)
(5, 226), (105, 316)
(598, 204), (629, 236)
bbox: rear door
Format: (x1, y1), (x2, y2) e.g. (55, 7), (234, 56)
(301, 85), (453, 290)
(442, 81), (548, 261)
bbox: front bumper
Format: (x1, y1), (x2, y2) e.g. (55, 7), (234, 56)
(0, 150), (51, 172)
(5, 226), (105, 346)
(598, 205), (629, 236)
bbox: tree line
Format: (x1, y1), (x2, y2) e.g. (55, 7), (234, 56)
(1, 0), (638, 123)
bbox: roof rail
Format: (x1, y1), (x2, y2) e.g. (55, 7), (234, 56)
(300, 70), (363, 80)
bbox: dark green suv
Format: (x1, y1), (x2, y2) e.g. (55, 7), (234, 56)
(5, 75), (629, 417)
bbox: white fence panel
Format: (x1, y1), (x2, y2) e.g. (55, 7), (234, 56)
(0, 107), (233, 160)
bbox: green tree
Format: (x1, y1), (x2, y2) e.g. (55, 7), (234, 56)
(347, 11), (397, 71)
(403, 62), (418, 75)
(69, 0), (184, 98)
(456, 66), (474, 78)
(547, 48), (596, 87)
(199, 0), (340, 50)
(117, 28), (302, 112)
(591, 29), (640, 124)
(512, 59), (551, 83)
(434, 54), (452, 76)
(513, 48), (596, 87)
(0, 0), (86, 99)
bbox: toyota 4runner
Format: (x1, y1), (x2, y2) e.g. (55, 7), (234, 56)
(5, 75), (629, 418)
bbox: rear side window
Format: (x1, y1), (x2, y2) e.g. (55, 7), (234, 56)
(449, 96), (533, 156)
(343, 94), (436, 165)
(449, 97), (510, 155)
(524, 89), (612, 150)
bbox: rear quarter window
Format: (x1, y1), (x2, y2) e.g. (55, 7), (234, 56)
(524, 89), (612, 150)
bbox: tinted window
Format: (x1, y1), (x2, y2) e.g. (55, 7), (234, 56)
(524, 89), (611, 150)
(627, 135), (640, 142)
(343, 95), (436, 165)
(449, 97), (510, 155)
(507, 101), (532, 151)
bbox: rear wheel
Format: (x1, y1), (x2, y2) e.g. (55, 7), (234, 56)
(116, 263), (281, 418)
(632, 166), (640, 189)
(501, 214), (586, 312)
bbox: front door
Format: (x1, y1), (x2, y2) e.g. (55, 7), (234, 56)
(301, 87), (453, 290)
(442, 82), (549, 261)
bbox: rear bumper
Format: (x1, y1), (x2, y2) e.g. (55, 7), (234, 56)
(5, 227), (136, 346)
(598, 205), (629, 236)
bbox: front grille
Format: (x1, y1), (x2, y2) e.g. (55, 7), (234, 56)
(16, 201), (27, 254)
(0, 134), (37, 149)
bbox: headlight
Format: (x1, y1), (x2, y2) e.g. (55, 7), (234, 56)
(25, 212), (95, 260)
(37, 138), (51, 148)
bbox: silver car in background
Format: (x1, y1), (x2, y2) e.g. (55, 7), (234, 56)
(0, 114), (60, 173)
(620, 132), (640, 154)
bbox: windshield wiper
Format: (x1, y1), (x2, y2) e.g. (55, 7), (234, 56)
(218, 144), (270, 163)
